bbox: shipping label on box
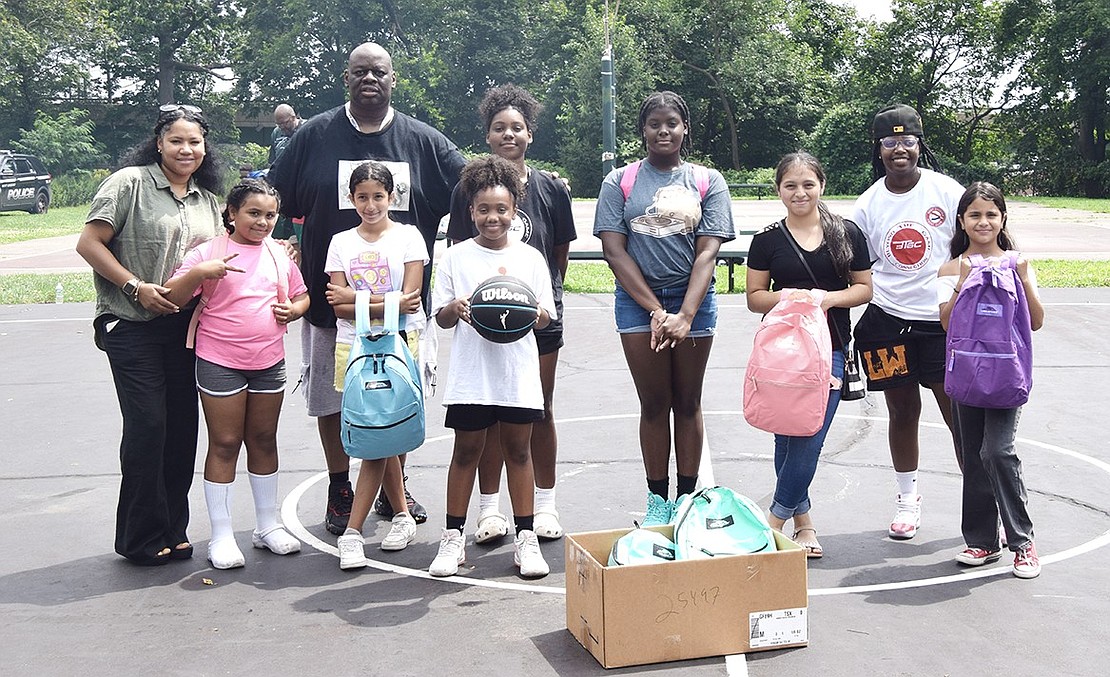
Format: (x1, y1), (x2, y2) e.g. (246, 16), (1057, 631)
(749, 607), (808, 649)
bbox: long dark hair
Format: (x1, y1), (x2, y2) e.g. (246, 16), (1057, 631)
(950, 181), (1016, 258)
(118, 105), (224, 195)
(774, 152), (854, 280)
(221, 178), (280, 234)
(459, 155), (524, 207)
(637, 91), (692, 156)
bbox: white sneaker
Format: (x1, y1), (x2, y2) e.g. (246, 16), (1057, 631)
(429, 528), (466, 577)
(473, 510), (509, 544)
(533, 509), (564, 540)
(514, 529), (549, 578)
(337, 532), (368, 570)
(380, 513), (417, 551)
(889, 493), (922, 540)
(252, 525), (301, 555)
(208, 538), (246, 570)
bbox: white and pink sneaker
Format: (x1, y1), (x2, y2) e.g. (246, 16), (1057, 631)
(888, 493), (922, 540)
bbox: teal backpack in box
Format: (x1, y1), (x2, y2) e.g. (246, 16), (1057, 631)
(341, 291), (425, 460)
(673, 486), (776, 559)
(608, 528), (678, 566)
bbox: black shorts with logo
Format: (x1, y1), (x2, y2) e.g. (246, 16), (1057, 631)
(853, 304), (947, 390)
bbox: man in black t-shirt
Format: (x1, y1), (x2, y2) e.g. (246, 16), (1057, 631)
(269, 42), (466, 535)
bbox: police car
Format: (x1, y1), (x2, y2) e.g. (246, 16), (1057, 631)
(0, 151), (52, 214)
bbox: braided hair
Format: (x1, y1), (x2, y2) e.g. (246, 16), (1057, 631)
(221, 178), (280, 234)
(638, 91), (692, 156)
(774, 152), (854, 281)
(869, 137), (944, 183)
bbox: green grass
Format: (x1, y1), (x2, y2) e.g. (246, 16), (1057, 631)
(1, 259), (1108, 305)
(0, 207), (88, 244)
(1012, 196), (1110, 213)
(563, 260), (1110, 294)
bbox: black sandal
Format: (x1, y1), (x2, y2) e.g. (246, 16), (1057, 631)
(128, 547), (172, 567)
(169, 543), (193, 560)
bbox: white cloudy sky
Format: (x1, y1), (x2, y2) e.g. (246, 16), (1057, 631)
(842, 0), (894, 22)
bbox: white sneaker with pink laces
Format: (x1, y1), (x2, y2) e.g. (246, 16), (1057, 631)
(889, 493), (922, 540)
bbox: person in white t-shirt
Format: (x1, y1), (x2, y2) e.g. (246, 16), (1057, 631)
(429, 156), (556, 579)
(166, 179), (310, 569)
(851, 104), (965, 540)
(323, 161), (428, 569)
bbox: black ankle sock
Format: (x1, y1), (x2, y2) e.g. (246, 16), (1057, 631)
(676, 474), (698, 497)
(514, 515), (534, 535)
(647, 477), (669, 500)
(328, 471), (350, 488)
(446, 514), (466, 533)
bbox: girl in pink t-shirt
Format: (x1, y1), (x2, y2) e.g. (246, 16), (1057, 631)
(166, 178), (310, 570)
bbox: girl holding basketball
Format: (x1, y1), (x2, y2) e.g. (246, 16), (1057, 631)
(323, 161), (426, 569)
(430, 155), (556, 578)
(164, 178), (309, 569)
(938, 182), (1044, 578)
(593, 91), (736, 525)
(446, 84), (577, 544)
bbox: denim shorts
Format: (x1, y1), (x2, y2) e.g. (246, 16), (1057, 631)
(614, 283), (717, 337)
(196, 357), (286, 397)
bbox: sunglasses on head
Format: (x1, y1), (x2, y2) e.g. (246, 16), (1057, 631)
(880, 136), (919, 150)
(159, 104), (203, 114)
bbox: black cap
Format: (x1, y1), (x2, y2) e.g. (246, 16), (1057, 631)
(872, 104), (923, 139)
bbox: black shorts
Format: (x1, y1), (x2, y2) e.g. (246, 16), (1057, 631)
(534, 327), (564, 356)
(853, 304), (946, 390)
(445, 404), (544, 431)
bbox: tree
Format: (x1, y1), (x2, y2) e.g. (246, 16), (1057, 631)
(12, 109), (106, 175)
(0, 0), (104, 144)
(998, 0), (1109, 196)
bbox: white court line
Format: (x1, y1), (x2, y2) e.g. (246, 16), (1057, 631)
(283, 412), (1110, 598)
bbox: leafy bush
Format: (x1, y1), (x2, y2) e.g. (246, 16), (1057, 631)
(51, 169), (110, 207)
(12, 110), (107, 176)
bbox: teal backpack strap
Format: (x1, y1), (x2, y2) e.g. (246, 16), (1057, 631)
(382, 290), (401, 335)
(354, 289), (372, 337)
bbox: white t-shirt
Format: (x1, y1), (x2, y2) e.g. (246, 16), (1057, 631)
(851, 168), (964, 321)
(431, 238), (556, 410)
(324, 224), (429, 344)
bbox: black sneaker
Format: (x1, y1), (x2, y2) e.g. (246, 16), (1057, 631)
(325, 482), (353, 535)
(374, 476), (428, 524)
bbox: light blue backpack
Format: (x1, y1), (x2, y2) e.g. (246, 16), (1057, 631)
(341, 291), (425, 460)
(607, 528), (678, 566)
(672, 486), (777, 559)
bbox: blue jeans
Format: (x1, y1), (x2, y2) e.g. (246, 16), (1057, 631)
(953, 403), (1033, 551)
(769, 351), (845, 521)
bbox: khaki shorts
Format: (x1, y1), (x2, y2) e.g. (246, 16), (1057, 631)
(334, 330), (421, 392)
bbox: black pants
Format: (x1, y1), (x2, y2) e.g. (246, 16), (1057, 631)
(100, 311), (199, 561)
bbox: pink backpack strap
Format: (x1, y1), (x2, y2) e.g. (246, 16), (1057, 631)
(619, 160), (641, 200)
(620, 160), (711, 201)
(263, 237), (289, 303)
(186, 235), (229, 349)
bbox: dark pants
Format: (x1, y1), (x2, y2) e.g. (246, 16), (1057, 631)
(101, 311), (199, 561)
(954, 403), (1034, 552)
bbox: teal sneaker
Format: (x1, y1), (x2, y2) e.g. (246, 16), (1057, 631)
(641, 491), (675, 527)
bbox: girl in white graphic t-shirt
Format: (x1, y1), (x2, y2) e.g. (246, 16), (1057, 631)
(323, 161), (428, 570)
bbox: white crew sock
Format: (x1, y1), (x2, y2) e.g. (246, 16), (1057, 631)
(204, 479), (236, 543)
(248, 470), (281, 532)
(895, 471), (918, 497)
(534, 486), (556, 513)
(478, 492), (500, 515)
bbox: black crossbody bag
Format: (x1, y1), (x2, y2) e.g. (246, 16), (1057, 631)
(779, 222), (866, 401)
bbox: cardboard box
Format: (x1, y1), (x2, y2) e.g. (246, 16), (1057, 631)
(565, 527), (807, 668)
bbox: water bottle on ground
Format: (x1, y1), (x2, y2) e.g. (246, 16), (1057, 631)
(55, 282), (64, 304)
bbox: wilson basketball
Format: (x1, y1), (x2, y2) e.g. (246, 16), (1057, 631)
(469, 275), (539, 344)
